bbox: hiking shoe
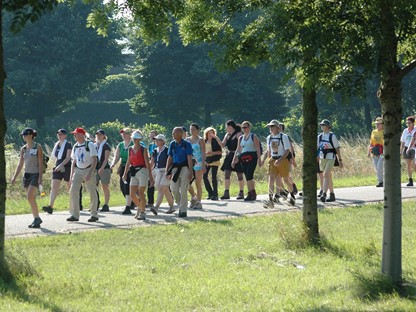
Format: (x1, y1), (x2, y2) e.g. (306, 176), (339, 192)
(100, 204), (109, 212)
(320, 194), (327, 203)
(193, 202), (202, 209)
(236, 191), (244, 200)
(280, 190), (289, 200)
(179, 212), (187, 218)
(42, 205), (53, 214)
(210, 195), (219, 200)
(376, 182), (383, 187)
(150, 206), (158, 215)
(136, 212), (146, 220)
(88, 216), (99, 222)
(326, 193), (336, 202)
(317, 190), (323, 198)
(273, 193), (281, 202)
(66, 216), (79, 222)
(189, 197), (197, 208)
(407, 178), (413, 186)
(166, 207), (176, 214)
(287, 196), (296, 206)
(263, 200), (274, 209)
(292, 183), (298, 195)
(28, 217), (42, 228)
(122, 206), (132, 215)
(147, 203), (154, 208)
(220, 190), (230, 199)
(244, 193), (252, 201)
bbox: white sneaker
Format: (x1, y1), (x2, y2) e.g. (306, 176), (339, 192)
(193, 201), (202, 209)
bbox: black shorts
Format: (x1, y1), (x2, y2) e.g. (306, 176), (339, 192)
(23, 173), (39, 188)
(221, 152), (243, 173)
(52, 166), (71, 182)
(403, 147), (415, 160)
(241, 155), (258, 181)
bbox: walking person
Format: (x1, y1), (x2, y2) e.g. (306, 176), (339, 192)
(401, 116), (416, 186)
(149, 134), (174, 215)
(95, 129), (112, 212)
(263, 120), (296, 206)
(11, 128), (45, 228)
(368, 117), (384, 187)
(203, 127), (222, 200)
(218, 120), (245, 200)
(166, 127), (194, 217)
(122, 130), (154, 220)
(186, 123), (206, 209)
(110, 127), (134, 214)
(42, 129), (72, 214)
(317, 119), (343, 202)
(232, 121), (262, 201)
(147, 130), (158, 208)
(67, 127), (99, 222)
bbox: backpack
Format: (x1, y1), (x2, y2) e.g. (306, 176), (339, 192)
(24, 142), (49, 173)
(268, 133), (292, 160)
(318, 132), (339, 166)
(250, 133), (264, 155)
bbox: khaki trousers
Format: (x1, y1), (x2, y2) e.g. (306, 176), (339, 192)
(69, 167), (98, 219)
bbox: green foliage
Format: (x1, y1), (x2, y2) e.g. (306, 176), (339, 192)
(89, 73), (140, 102)
(3, 0), (123, 128)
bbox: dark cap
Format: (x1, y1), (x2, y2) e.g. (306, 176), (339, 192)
(181, 126), (187, 132)
(95, 129), (106, 135)
(319, 119), (331, 127)
(21, 128), (34, 136)
(57, 128), (67, 134)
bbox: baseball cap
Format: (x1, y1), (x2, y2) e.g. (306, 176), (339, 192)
(181, 126), (187, 132)
(70, 127), (86, 135)
(120, 127), (132, 134)
(267, 119), (280, 127)
(319, 119), (331, 126)
(21, 128), (34, 136)
(132, 130), (143, 140)
(374, 117), (383, 124)
(95, 129), (106, 135)
(56, 129), (67, 134)
(154, 134), (166, 142)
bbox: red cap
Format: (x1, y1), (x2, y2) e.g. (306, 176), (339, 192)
(70, 127), (86, 135)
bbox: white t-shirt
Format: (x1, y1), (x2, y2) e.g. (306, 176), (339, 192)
(71, 141), (98, 169)
(317, 132), (340, 160)
(267, 133), (291, 158)
(400, 128), (416, 148)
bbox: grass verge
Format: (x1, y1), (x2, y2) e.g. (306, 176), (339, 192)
(2, 202), (416, 311)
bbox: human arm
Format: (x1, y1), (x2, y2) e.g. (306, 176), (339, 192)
(253, 134), (262, 167)
(231, 137), (242, 168)
(37, 144), (44, 184)
(144, 148), (154, 186)
(165, 156), (173, 180)
(110, 145), (121, 170)
(187, 154), (194, 181)
(98, 149), (110, 175)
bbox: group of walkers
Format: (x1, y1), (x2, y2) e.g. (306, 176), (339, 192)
(11, 115), (413, 229)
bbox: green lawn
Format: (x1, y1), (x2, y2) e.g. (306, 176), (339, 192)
(2, 202), (416, 311)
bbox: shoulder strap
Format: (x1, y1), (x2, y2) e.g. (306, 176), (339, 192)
(329, 133), (334, 148)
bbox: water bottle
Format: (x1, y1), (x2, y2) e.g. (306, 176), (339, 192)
(39, 184), (46, 197)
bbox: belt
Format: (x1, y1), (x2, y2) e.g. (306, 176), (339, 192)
(77, 165), (91, 170)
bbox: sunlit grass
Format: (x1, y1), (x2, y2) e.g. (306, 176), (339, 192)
(1, 202), (416, 311)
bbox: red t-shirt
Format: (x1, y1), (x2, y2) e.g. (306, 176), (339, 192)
(129, 146), (146, 167)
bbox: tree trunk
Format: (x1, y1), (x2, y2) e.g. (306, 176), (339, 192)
(0, 1), (8, 264)
(302, 86), (319, 242)
(378, 75), (403, 284)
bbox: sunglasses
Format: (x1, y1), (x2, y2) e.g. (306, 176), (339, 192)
(242, 126), (249, 129)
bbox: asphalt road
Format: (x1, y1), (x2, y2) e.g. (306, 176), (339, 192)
(5, 185), (416, 238)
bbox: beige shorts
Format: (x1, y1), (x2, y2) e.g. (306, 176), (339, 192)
(130, 168), (149, 187)
(153, 168), (170, 188)
(96, 168), (112, 185)
(319, 158), (335, 173)
(268, 157), (290, 177)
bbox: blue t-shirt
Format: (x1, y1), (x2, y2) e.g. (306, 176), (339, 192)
(168, 139), (193, 164)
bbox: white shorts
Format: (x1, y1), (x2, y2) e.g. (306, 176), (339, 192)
(130, 168), (149, 187)
(319, 158), (335, 173)
(153, 168), (170, 188)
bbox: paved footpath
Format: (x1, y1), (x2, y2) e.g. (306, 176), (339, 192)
(6, 185), (416, 238)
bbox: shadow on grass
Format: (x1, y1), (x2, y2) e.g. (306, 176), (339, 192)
(195, 218), (234, 226)
(0, 248), (64, 311)
(350, 270), (416, 301)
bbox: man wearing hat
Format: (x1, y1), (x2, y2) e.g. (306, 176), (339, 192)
(317, 119), (343, 202)
(149, 134), (175, 215)
(264, 119), (296, 206)
(67, 127), (99, 222)
(368, 117), (384, 187)
(42, 129), (72, 214)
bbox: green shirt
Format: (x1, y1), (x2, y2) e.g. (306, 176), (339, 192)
(118, 141), (134, 165)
